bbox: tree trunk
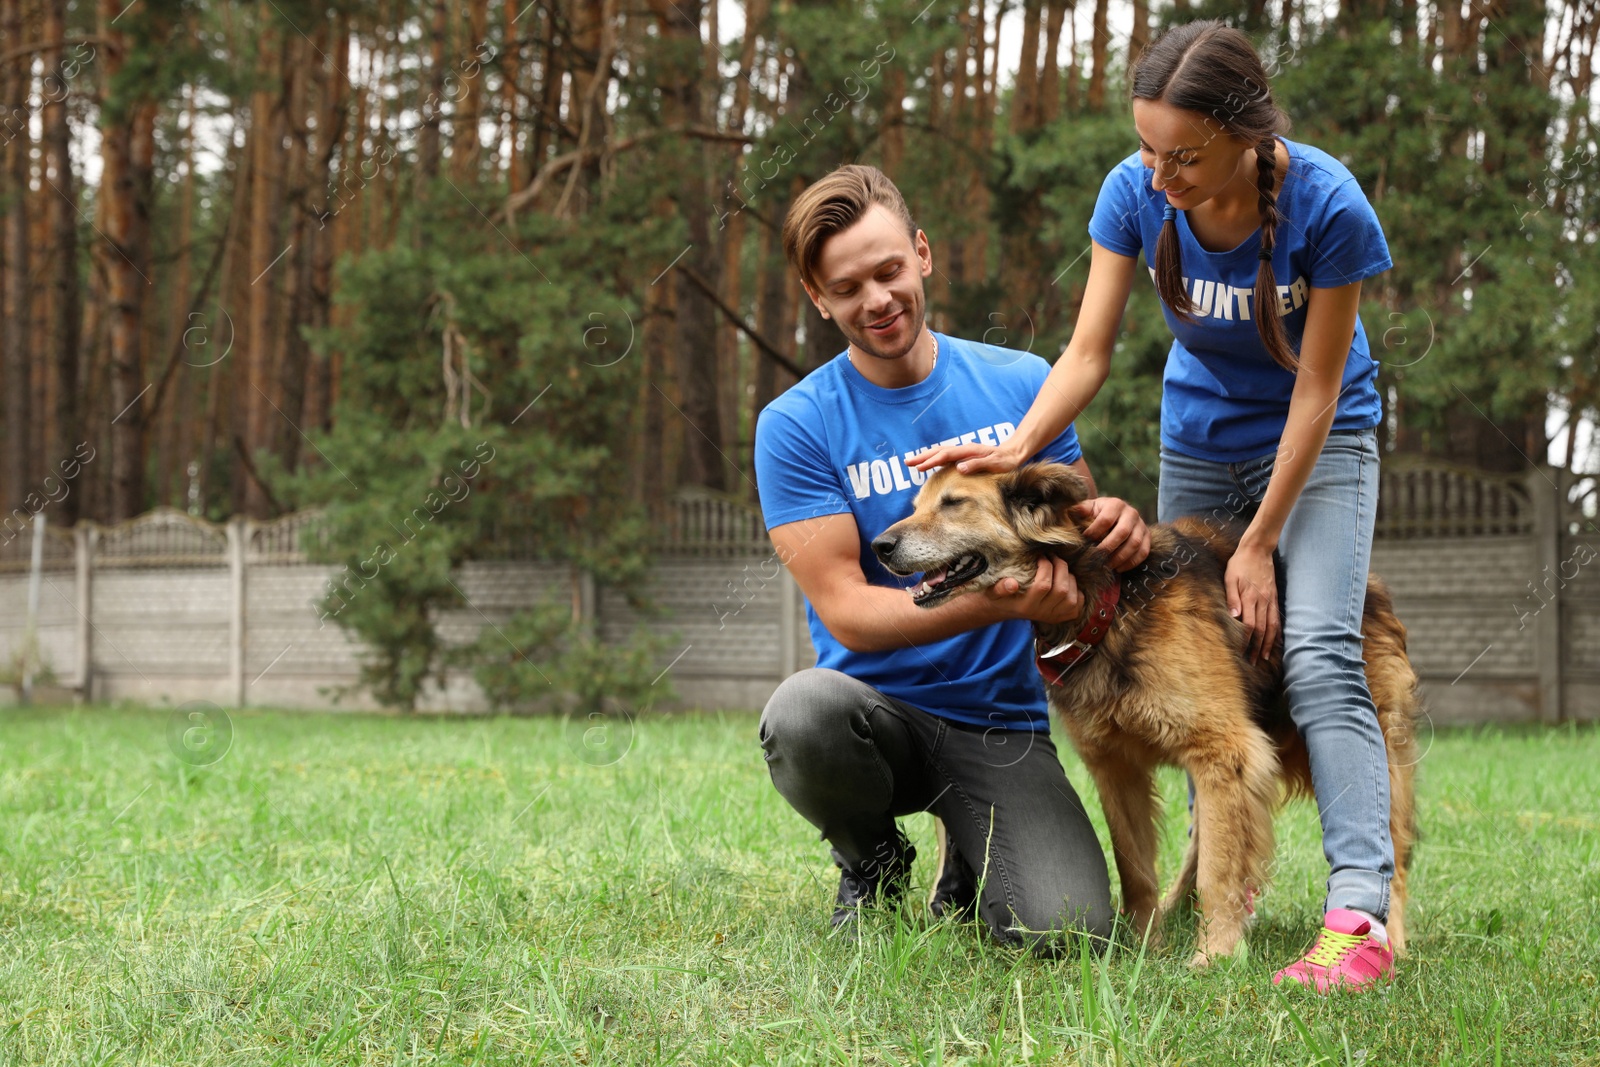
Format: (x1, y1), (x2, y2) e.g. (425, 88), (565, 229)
(1440, 0), (1465, 58)
(532, 2), (565, 183)
(30, 172), (50, 497)
(1088, 0), (1109, 110)
(503, 0), (524, 191)
(974, 0), (990, 138)
(882, 58), (906, 175)
(276, 30), (315, 482)
(44, 0), (79, 518)
(1039, 0), (1067, 125)
(1554, 7), (1595, 216)
(1013, 0), (1041, 133)
(199, 124), (251, 521)
(752, 202), (799, 436)
(637, 280), (671, 507)
(305, 10), (350, 438)
(672, 177), (726, 489)
(556, 0), (613, 217)
(1065, 2), (1079, 112)
(368, 12), (391, 250)
(453, 0), (490, 178)
(156, 86), (198, 509)
(80, 191), (109, 520)
(2, 0), (31, 516)
(952, 1), (970, 126)
(419, 0), (448, 182)
(965, 0), (999, 285)
(708, 0), (766, 480)
(647, 0), (726, 490)
(239, 18), (284, 517)
(1130, 0), (1149, 70)
(98, 0), (156, 522)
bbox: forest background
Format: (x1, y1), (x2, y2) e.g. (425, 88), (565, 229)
(0, 0), (1595, 707)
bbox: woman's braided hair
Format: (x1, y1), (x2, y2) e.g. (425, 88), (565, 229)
(1132, 21), (1298, 373)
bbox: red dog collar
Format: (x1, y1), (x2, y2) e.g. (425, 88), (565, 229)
(1035, 582), (1121, 686)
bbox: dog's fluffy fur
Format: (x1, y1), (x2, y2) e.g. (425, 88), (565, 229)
(873, 462), (1421, 965)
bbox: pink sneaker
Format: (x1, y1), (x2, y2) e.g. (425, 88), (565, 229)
(1272, 909), (1394, 992)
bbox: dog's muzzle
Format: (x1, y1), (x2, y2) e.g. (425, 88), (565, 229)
(873, 533), (990, 606)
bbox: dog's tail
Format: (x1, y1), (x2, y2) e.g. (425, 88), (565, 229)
(1362, 575), (1422, 769)
(1362, 574), (1424, 953)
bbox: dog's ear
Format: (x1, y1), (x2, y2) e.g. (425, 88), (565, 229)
(997, 463), (1091, 547)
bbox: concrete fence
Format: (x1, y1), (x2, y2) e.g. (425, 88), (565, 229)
(1, 462), (1594, 722)
(1367, 463), (1597, 723)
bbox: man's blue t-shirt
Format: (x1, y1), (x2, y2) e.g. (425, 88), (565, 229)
(1088, 137), (1393, 463)
(753, 333), (1082, 732)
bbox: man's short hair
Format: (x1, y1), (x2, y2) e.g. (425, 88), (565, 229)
(781, 164), (917, 296)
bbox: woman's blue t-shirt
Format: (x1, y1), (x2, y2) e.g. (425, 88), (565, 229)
(1088, 138), (1393, 462)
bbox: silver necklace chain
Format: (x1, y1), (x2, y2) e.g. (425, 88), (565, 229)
(849, 331), (936, 372)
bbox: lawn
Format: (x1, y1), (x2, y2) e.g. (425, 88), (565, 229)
(1, 705), (1596, 1065)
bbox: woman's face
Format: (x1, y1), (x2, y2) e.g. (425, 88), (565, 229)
(1131, 97), (1254, 211)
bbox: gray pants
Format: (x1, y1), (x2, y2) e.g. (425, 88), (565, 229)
(759, 668), (1113, 953)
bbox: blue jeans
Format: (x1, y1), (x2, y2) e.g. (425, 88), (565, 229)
(1158, 429), (1393, 921)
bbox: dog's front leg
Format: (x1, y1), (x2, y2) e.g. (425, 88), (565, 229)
(1159, 815), (1199, 920)
(1082, 747), (1163, 950)
(1186, 733), (1278, 967)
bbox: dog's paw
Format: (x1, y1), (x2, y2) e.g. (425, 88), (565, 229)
(1187, 950), (1213, 969)
(1121, 909), (1163, 951)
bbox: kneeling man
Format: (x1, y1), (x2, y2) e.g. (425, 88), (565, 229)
(754, 164), (1149, 954)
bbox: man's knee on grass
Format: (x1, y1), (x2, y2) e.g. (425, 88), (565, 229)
(976, 878), (1114, 958)
(758, 668), (862, 766)
(989, 903), (1115, 960)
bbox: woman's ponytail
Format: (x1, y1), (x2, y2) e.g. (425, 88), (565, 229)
(1153, 202), (1198, 323)
(1252, 139), (1298, 372)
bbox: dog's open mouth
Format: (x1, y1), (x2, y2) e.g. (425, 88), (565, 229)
(912, 554), (988, 605)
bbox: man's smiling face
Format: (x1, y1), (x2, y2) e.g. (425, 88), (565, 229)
(805, 204), (934, 363)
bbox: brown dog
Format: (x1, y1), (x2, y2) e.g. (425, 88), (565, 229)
(872, 462), (1420, 965)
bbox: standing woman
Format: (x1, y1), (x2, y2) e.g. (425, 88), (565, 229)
(911, 20), (1397, 992)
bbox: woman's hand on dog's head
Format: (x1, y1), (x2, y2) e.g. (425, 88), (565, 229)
(1072, 497), (1151, 572)
(987, 557), (1084, 624)
(906, 441), (1023, 474)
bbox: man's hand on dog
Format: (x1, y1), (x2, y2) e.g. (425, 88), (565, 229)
(984, 500), (1149, 624)
(987, 556), (1084, 625)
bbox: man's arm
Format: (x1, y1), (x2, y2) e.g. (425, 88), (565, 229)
(770, 512), (1087, 654)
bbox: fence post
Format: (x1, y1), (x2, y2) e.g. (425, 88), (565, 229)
(576, 568), (597, 630)
(74, 524), (94, 704)
(1528, 468), (1564, 723)
(21, 513), (45, 703)
(228, 516), (248, 708)
(779, 566), (798, 681)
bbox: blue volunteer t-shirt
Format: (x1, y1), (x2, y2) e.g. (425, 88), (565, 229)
(1088, 137), (1393, 462)
(753, 333), (1082, 731)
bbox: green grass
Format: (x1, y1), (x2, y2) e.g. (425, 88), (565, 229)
(1, 705), (1597, 1065)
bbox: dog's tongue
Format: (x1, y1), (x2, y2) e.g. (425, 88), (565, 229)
(923, 567), (949, 587)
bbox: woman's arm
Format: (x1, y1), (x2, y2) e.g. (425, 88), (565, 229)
(908, 241), (1140, 473)
(1228, 279), (1365, 662)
